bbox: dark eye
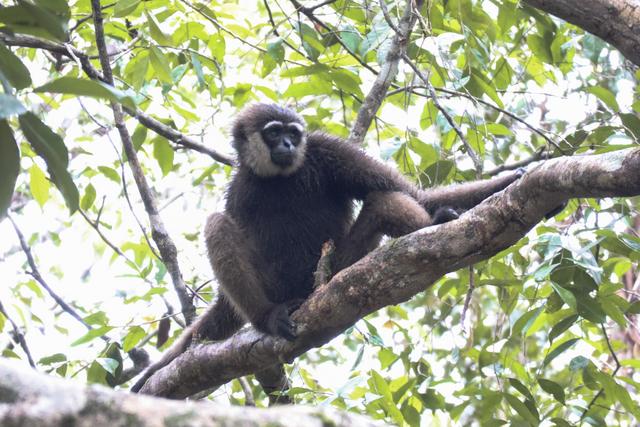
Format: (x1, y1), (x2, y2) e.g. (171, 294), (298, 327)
(288, 127), (301, 138)
(264, 128), (280, 140)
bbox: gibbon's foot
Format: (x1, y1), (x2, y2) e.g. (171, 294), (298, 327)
(432, 207), (460, 225)
(263, 303), (298, 341)
(515, 167), (526, 178)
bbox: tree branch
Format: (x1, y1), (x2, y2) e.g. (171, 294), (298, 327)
(7, 214), (95, 332)
(0, 33), (233, 165)
(403, 55), (483, 175)
(346, 0), (423, 145)
(90, 0), (196, 324)
(0, 299), (36, 368)
(0, 360), (377, 427)
(139, 148), (640, 398)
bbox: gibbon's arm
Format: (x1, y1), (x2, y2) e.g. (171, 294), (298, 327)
(308, 133), (418, 200)
(308, 133), (522, 215)
(417, 171), (523, 213)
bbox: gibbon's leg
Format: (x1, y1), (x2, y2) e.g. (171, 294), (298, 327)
(255, 364), (292, 405)
(418, 170), (522, 213)
(130, 295), (244, 393)
(333, 191), (432, 271)
(206, 213), (297, 340)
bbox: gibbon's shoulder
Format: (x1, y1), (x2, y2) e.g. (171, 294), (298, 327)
(305, 131), (366, 160)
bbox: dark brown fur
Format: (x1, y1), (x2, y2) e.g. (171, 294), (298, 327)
(131, 104), (521, 394)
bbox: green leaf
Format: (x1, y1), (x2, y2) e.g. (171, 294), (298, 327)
(575, 293), (606, 323)
(543, 338), (580, 367)
(19, 113), (79, 213)
(71, 326), (113, 346)
(267, 39), (285, 64)
(125, 52), (149, 91)
(0, 41), (32, 89)
(35, 77), (136, 110)
(98, 166), (121, 183)
(569, 355), (590, 371)
(146, 11), (172, 45)
(548, 314), (578, 342)
(131, 125), (148, 151)
(620, 112), (640, 139)
(627, 301), (640, 314)
(378, 347), (398, 370)
(586, 86), (618, 111)
(0, 94), (27, 119)
(113, 0), (141, 17)
(512, 306), (543, 336)
(208, 33), (225, 62)
(0, 120), (19, 217)
(0, 4), (67, 41)
(29, 164), (50, 207)
(87, 360), (107, 384)
(122, 326), (146, 352)
(527, 34), (553, 64)
(153, 137), (174, 176)
(38, 353), (66, 365)
(503, 393), (539, 426)
(83, 311), (108, 326)
(508, 378), (533, 401)
(538, 378), (565, 404)
(467, 71), (504, 108)
(550, 283), (576, 310)
(420, 101), (439, 130)
(149, 46), (173, 85)
(80, 183), (96, 211)
(600, 297), (627, 327)
(190, 53), (205, 87)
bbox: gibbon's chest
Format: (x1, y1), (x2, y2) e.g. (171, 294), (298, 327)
(227, 169), (351, 254)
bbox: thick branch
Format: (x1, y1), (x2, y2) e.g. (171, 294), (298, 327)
(0, 360), (377, 427)
(139, 148), (640, 398)
(525, 0), (640, 67)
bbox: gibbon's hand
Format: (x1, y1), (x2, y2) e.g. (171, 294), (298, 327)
(432, 207), (460, 225)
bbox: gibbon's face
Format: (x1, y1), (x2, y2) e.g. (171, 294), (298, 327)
(260, 120), (305, 168)
(233, 104), (308, 177)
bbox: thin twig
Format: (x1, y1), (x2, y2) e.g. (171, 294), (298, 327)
(90, 0), (196, 325)
(0, 33), (232, 165)
(580, 324), (622, 421)
(460, 266), (475, 334)
(289, 0), (378, 75)
(8, 214), (95, 331)
(79, 208), (140, 266)
(263, 0), (307, 57)
(0, 299), (36, 368)
(69, 2), (116, 33)
(486, 148), (548, 176)
(402, 55), (484, 175)
(238, 377), (256, 406)
(179, 0), (266, 53)
(123, 107), (234, 165)
(387, 84), (564, 153)
(102, 130), (161, 260)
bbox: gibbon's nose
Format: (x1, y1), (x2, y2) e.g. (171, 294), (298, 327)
(271, 140), (295, 167)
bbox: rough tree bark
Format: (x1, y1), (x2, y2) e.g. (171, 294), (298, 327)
(0, 360), (378, 427)
(137, 148), (640, 398)
(525, 0), (640, 67)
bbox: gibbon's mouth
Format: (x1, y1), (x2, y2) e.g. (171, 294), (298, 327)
(271, 152), (294, 167)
